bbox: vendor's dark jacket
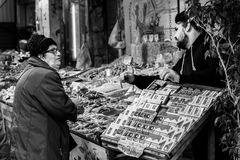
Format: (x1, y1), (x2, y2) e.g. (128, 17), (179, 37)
(132, 33), (225, 89)
(13, 57), (77, 160)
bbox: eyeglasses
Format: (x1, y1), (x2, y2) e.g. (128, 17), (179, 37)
(44, 48), (60, 55)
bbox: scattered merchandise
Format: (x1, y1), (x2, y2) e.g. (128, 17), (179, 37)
(102, 80), (222, 158)
(0, 57), (222, 159)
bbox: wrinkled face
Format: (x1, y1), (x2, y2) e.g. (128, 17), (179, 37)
(43, 45), (61, 70)
(174, 23), (189, 49)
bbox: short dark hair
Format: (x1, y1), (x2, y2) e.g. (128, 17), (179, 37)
(175, 11), (201, 31)
(26, 34), (57, 57)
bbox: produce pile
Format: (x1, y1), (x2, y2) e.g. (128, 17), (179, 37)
(81, 63), (127, 80)
(0, 86), (15, 104)
(68, 87), (130, 143)
(0, 60), (28, 80)
(0, 60), (28, 103)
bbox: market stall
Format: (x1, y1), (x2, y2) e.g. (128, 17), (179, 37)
(0, 51), (222, 160)
(55, 54), (221, 160)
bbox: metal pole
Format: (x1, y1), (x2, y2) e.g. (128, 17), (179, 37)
(78, 0), (82, 47)
(177, 0), (180, 13)
(85, 0), (88, 43)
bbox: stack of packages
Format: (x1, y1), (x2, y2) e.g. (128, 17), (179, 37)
(101, 80), (221, 159)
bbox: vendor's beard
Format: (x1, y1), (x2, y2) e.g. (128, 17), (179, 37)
(177, 34), (189, 50)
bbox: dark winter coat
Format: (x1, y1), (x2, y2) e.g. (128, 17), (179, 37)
(13, 57), (77, 160)
(132, 33), (225, 89)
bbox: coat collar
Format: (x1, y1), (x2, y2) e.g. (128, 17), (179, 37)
(18, 57), (58, 80)
(28, 56), (56, 72)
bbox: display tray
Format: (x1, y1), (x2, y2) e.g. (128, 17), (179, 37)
(101, 136), (169, 160)
(101, 80), (222, 160)
(102, 107), (213, 160)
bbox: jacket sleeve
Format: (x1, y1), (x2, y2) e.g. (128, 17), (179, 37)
(35, 71), (77, 122)
(179, 57), (225, 88)
(131, 75), (160, 89)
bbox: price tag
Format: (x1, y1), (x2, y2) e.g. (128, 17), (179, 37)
(106, 69), (111, 77)
(149, 34), (154, 42)
(154, 34), (159, 42)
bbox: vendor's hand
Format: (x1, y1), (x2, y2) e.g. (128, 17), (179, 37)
(158, 67), (180, 83)
(120, 72), (135, 84)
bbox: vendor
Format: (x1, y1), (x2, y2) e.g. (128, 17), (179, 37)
(122, 11), (225, 89)
(122, 11), (225, 160)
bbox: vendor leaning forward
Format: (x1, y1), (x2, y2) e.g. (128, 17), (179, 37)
(123, 11), (224, 89)
(12, 34), (82, 160)
(122, 11), (225, 160)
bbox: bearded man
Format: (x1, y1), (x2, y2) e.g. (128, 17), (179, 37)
(122, 11), (225, 160)
(122, 11), (224, 89)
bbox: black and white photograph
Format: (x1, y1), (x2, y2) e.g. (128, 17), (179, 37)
(0, 0), (239, 160)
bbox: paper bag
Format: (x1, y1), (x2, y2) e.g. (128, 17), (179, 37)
(76, 43), (92, 70)
(108, 20), (121, 48)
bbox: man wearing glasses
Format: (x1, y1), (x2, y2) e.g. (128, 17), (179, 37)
(13, 34), (80, 160)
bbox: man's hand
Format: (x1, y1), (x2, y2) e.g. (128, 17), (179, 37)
(158, 67), (180, 83)
(120, 72), (135, 84)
